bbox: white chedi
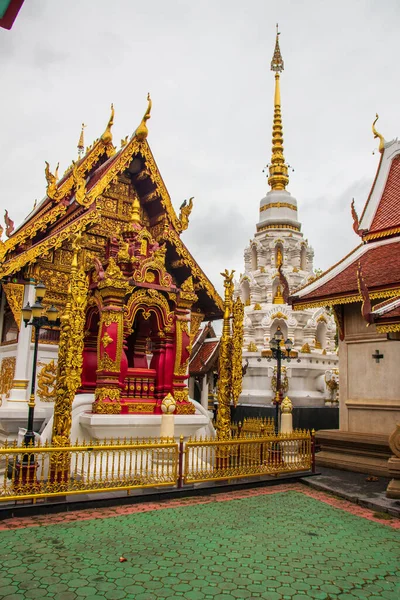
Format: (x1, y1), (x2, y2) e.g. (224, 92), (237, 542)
(234, 188), (338, 407)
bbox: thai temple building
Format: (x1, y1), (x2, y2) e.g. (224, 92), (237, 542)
(236, 29), (338, 408)
(0, 98), (222, 443)
(291, 117), (400, 480)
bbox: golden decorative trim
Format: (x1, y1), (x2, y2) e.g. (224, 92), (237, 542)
(363, 225), (400, 241)
(271, 311), (287, 320)
(257, 224), (300, 232)
(51, 236), (88, 447)
(175, 402), (195, 415)
(253, 303), (262, 310)
(37, 360), (57, 402)
(2, 283), (25, 330)
(127, 402), (157, 413)
(0, 130), (112, 262)
(293, 288), (400, 311)
(0, 357), (16, 401)
(12, 379), (28, 389)
(376, 323), (400, 333)
(260, 202), (297, 212)
(247, 341), (258, 352)
(0, 209), (100, 278)
(231, 297), (244, 407)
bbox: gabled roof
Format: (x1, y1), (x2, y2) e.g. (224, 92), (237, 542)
(291, 133), (400, 310)
(0, 101), (223, 318)
(190, 339), (219, 375)
(372, 295), (400, 333)
(359, 139), (400, 240)
(291, 237), (400, 309)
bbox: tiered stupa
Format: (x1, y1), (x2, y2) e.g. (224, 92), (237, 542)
(236, 28), (338, 407)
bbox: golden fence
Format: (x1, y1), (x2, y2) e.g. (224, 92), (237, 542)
(0, 430), (314, 503)
(0, 438), (178, 502)
(184, 430), (313, 484)
(231, 417), (275, 438)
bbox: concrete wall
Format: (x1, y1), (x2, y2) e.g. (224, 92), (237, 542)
(339, 303), (400, 435)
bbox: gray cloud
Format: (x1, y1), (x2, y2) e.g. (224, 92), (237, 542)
(0, 0), (398, 296)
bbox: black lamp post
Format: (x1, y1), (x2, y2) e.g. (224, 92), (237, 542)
(21, 282), (59, 451)
(269, 327), (293, 434)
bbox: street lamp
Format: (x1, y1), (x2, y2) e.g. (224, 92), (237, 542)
(269, 327), (293, 434)
(21, 281), (59, 451)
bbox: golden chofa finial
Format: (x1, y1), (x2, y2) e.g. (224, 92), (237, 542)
(45, 161), (59, 201)
(135, 93), (152, 141)
(372, 114), (385, 153)
(101, 103), (115, 144)
(77, 123), (86, 158)
(268, 25), (289, 192)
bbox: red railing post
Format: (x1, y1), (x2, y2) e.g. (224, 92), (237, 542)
(178, 435), (184, 488)
(311, 429), (316, 473)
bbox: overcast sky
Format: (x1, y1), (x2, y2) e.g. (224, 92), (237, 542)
(1, 0), (399, 295)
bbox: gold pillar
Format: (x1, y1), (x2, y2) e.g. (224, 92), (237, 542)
(216, 270), (235, 441)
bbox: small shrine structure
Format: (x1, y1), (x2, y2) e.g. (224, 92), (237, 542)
(188, 322), (219, 413)
(0, 98), (222, 443)
(290, 116), (400, 476)
(236, 28), (338, 408)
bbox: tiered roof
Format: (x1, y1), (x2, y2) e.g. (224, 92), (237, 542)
(0, 99), (223, 319)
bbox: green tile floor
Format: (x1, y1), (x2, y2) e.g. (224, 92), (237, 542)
(0, 491), (399, 599)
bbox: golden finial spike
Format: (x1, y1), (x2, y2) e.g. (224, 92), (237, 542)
(77, 123), (86, 157)
(372, 113), (385, 153)
(135, 93), (152, 141)
(102, 103), (115, 144)
(268, 26), (289, 192)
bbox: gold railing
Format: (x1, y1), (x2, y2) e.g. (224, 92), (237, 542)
(0, 430), (314, 502)
(0, 438), (178, 502)
(231, 417), (275, 438)
(184, 430), (313, 484)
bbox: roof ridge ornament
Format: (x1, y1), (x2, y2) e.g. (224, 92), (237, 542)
(101, 103), (114, 144)
(372, 114), (385, 153)
(135, 93), (152, 141)
(77, 123), (86, 158)
(45, 161), (60, 201)
(267, 25), (289, 191)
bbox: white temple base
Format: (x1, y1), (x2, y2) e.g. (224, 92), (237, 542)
(0, 407), (52, 444)
(79, 412), (209, 442)
(39, 394), (215, 445)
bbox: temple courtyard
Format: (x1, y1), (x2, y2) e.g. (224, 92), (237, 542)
(0, 484), (399, 600)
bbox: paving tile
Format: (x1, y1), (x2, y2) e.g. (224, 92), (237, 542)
(0, 486), (399, 600)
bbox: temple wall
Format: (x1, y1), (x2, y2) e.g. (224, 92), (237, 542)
(339, 304), (400, 435)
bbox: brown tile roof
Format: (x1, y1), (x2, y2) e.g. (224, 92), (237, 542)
(190, 340), (219, 374)
(368, 156), (400, 235)
(294, 240), (400, 303)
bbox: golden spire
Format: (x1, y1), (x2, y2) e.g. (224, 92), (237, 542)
(372, 114), (385, 153)
(268, 24), (289, 191)
(77, 123), (86, 158)
(135, 93), (152, 141)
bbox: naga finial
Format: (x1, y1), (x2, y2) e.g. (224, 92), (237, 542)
(77, 123), (86, 158)
(372, 114), (385, 153)
(72, 161), (87, 206)
(135, 93), (152, 141)
(45, 161), (59, 201)
(101, 103), (115, 144)
(4, 210), (15, 237)
(178, 197), (194, 232)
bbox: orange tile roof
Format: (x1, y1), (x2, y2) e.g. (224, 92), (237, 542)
(295, 240), (400, 302)
(368, 156), (400, 235)
(190, 340), (219, 374)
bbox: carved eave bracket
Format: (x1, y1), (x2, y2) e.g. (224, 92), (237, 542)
(357, 262), (373, 325)
(2, 282), (25, 330)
